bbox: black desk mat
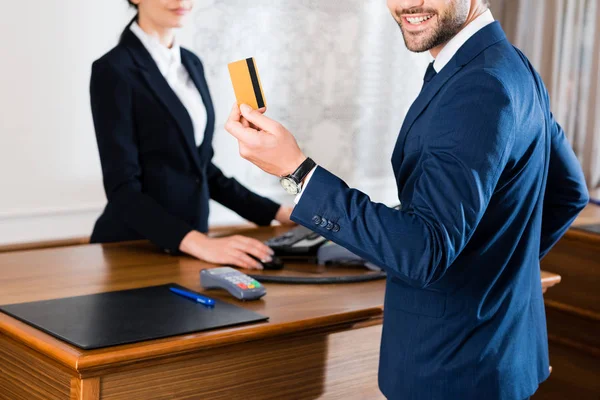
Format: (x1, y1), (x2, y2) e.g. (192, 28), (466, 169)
(0, 284), (268, 350)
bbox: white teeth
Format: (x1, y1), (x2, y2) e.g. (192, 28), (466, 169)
(406, 15), (433, 24)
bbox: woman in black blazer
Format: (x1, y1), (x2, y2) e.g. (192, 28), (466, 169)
(90, 0), (292, 269)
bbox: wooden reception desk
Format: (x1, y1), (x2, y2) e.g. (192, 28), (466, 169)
(0, 225), (562, 400)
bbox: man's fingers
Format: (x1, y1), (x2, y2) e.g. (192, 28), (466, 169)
(225, 116), (260, 144)
(240, 104), (280, 132)
(229, 103), (265, 124)
(240, 116), (250, 128)
(229, 102), (241, 121)
(226, 103), (265, 144)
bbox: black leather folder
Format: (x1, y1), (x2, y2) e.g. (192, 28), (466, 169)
(0, 284), (268, 350)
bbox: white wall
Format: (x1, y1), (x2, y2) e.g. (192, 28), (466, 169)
(0, 1), (135, 244)
(0, 0), (425, 245)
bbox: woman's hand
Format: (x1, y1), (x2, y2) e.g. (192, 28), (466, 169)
(275, 205), (296, 226)
(179, 231), (274, 270)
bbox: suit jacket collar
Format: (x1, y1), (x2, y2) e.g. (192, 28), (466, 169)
(392, 22), (508, 171)
(120, 29), (205, 174)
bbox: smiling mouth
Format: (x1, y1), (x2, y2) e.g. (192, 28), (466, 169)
(403, 14), (435, 25)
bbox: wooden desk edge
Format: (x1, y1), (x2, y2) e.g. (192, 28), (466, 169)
(0, 305), (383, 374)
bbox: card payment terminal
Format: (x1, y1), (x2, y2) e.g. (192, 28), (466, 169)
(200, 267), (266, 301)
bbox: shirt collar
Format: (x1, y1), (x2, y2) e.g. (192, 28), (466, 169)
(432, 9), (495, 73)
(130, 21), (181, 77)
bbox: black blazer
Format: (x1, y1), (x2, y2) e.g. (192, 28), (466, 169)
(89, 29), (280, 252)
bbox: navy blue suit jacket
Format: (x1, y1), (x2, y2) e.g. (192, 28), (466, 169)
(90, 29), (279, 252)
(292, 22), (588, 399)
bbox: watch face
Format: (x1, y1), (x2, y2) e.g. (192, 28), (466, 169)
(280, 177), (300, 194)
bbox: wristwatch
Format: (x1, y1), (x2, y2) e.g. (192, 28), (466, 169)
(280, 157), (316, 195)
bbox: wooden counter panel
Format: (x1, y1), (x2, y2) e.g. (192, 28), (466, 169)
(0, 333), (73, 400)
(100, 324), (385, 400)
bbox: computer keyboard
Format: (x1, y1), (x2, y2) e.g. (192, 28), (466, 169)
(266, 226), (327, 257)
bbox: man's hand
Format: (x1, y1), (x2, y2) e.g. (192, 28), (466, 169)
(225, 103), (306, 177)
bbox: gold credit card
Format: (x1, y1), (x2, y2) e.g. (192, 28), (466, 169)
(227, 57), (266, 110)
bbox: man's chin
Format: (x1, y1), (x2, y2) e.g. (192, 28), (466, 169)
(398, 28), (433, 53)
(403, 38), (434, 53)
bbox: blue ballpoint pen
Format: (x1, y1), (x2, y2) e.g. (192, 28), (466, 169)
(170, 287), (215, 306)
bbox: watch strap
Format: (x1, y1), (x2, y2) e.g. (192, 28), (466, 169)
(288, 158), (316, 184)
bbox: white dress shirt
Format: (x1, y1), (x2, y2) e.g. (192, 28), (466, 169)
(433, 9), (494, 73)
(295, 10), (495, 204)
(130, 22), (207, 147)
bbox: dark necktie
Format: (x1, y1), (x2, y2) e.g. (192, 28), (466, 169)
(423, 62), (437, 87)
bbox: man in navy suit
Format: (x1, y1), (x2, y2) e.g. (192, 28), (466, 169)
(225, 0), (589, 398)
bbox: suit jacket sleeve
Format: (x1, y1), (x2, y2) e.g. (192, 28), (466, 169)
(90, 60), (193, 252)
(206, 158), (281, 226)
(538, 114), (589, 259)
(291, 72), (516, 288)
